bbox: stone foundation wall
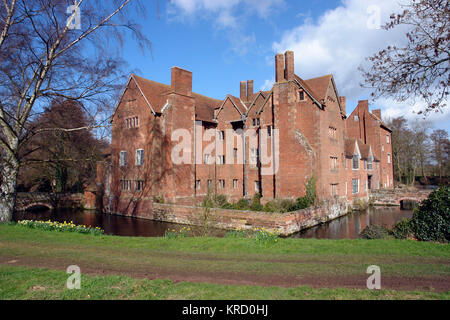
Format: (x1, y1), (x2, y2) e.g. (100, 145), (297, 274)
(369, 188), (432, 207)
(104, 196), (350, 236)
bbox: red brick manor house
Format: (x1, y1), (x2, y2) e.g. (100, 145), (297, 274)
(97, 51), (393, 212)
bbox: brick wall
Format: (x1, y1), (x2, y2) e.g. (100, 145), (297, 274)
(104, 195), (350, 236)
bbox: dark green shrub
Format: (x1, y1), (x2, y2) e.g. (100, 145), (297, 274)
(410, 185), (450, 242)
(234, 199), (250, 210)
(250, 193), (263, 211)
(263, 201), (278, 213)
(359, 225), (391, 239)
(390, 218), (413, 239)
(221, 203), (233, 209)
(278, 199), (296, 213)
(305, 176), (317, 206)
(295, 196), (310, 210)
(214, 194), (228, 207)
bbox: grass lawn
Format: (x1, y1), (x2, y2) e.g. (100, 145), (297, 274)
(1, 265), (448, 300)
(0, 224), (449, 300)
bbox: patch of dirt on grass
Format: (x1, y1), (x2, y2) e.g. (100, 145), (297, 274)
(31, 285), (46, 291)
(1, 255), (449, 292)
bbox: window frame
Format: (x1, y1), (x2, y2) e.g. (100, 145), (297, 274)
(119, 151), (127, 167)
(136, 149), (144, 166)
(352, 154), (359, 170)
(352, 179), (359, 194)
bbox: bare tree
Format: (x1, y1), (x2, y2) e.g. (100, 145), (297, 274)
(360, 0), (449, 115)
(0, 0), (151, 222)
(410, 119), (431, 181)
(430, 129), (449, 178)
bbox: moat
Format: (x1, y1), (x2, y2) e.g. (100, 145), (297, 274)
(13, 206), (413, 239)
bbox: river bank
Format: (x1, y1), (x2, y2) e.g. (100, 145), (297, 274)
(13, 206), (413, 239)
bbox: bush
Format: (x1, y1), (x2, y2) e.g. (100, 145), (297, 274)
(359, 225), (391, 239)
(295, 196), (310, 210)
(410, 185), (450, 242)
(214, 194), (228, 207)
(305, 176), (317, 206)
(390, 218), (413, 239)
(221, 203), (234, 209)
(234, 199), (250, 210)
(250, 193), (263, 211)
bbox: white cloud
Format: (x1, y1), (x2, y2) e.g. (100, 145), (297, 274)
(267, 0), (450, 128)
(379, 98), (450, 131)
(273, 0), (408, 98)
(261, 78), (274, 91)
(169, 0), (284, 28)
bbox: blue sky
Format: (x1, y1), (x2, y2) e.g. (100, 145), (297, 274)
(117, 0), (449, 132)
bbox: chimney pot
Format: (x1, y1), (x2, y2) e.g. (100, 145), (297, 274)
(284, 51), (295, 81)
(247, 80), (254, 102)
(373, 109), (382, 120)
(240, 81), (247, 101)
(171, 67), (192, 96)
(275, 54), (285, 83)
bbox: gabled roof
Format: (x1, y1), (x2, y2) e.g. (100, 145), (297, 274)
(214, 95), (247, 121)
(345, 138), (360, 158)
(246, 90), (270, 116)
(345, 138), (379, 161)
(304, 74), (332, 102)
(132, 74), (172, 114)
(294, 75), (323, 107)
(112, 74), (221, 123)
(304, 74), (345, 118)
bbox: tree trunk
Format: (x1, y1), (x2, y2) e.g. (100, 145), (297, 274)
(0, 156), (19, 223)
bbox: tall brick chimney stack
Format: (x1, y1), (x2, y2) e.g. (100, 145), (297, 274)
(339, 96), (346, 116)
(247, 80), (254, 102)
(358, 100), (369, 114)
(284, 51), (295, 81)
(372, 109), (382, 120)
(275, 53), (285, 83)
(240, 81), (247, 101)
(171, 67), (192, 96)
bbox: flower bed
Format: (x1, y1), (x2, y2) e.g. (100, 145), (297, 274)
(17, 220), (104, 236)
